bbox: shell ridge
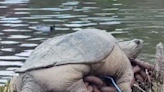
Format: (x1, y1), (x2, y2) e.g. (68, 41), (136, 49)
(74, 31), (104, 63)
(89, 33), (105, 56)
(29, 43), (55, 71)
(48, 34), (75, 64)
(88, 30), (115, 60)
(86, 33), (103, 61)
(47, 41), (63, 60)
(28, 40), (51, 68)
(69, 34), (87, 62)
(54, 33), (87, 65)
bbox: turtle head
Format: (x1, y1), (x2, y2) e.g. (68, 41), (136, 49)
(50, 25), (55, 31)
(118, 39), (144, 60)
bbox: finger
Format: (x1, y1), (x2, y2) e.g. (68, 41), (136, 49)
(131, 59), (154, 71)
(130, 78), (135, 87)
(87, 85), (93, 92)
(100, 86), (116, 92)
(135, 74), (144, 82)
(84, 76), (104, 88)
(133, 65), (140, 73)
(85, 82), (89, 88)
(92, 84), (100, 92)
(140, 70), (147, 80)
(149, 70), (153, 75)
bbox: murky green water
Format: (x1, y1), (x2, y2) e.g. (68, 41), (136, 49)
(0, 0), (164, 85)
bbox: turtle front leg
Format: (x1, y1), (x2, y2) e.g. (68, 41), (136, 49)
(20, 73), (46, 92)
(67, 79), (91, 92)
(116, 68), (133, 92)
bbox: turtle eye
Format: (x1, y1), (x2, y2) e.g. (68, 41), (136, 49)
(134, 40), (140, 44)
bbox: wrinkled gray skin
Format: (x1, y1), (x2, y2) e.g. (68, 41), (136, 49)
(12, 30), (143, 92)
(118, 39), (143, 60)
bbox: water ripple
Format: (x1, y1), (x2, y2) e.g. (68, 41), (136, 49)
(14, 7), (72, 11)
(2, 24), (28, 27)
(0, 61), (23, 67)
(14, 12), (30, 14)
(20, 43), (38, 47)
(8, 35), (31, 39)
(0, 0), (29, 4)
(62, 1), (79, 6)
(0, 56), (26, 60)
(0, 41), (19, 44)
(83, 2), (96, 5)
(63, 23), (97, 27)
(0, 71), (17, 76)
(27, 38), (46, 41)
(3, 29), (31, 32)
(99, 21), (121, 25)
(15, 50), (33, 57)
(0, 6), (7, 8)
(80, 17), (117, 21)
(1, 48), (14, 52)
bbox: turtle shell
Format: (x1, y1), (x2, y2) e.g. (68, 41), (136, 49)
(16, 29), (116, 73)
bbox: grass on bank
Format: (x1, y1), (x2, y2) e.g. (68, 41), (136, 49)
(0, 81), (12, 92)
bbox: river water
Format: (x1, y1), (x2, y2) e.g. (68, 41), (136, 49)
(0, 0), (164, 85)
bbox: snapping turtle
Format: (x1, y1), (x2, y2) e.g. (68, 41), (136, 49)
(14, 28), (143, 92)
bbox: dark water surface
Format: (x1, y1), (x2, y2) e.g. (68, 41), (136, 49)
(0, 0), (164, 85)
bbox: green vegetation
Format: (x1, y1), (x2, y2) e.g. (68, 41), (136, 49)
(0, 81), (11, 92)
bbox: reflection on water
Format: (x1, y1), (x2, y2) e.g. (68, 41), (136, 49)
(0, 0), (164, 85)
